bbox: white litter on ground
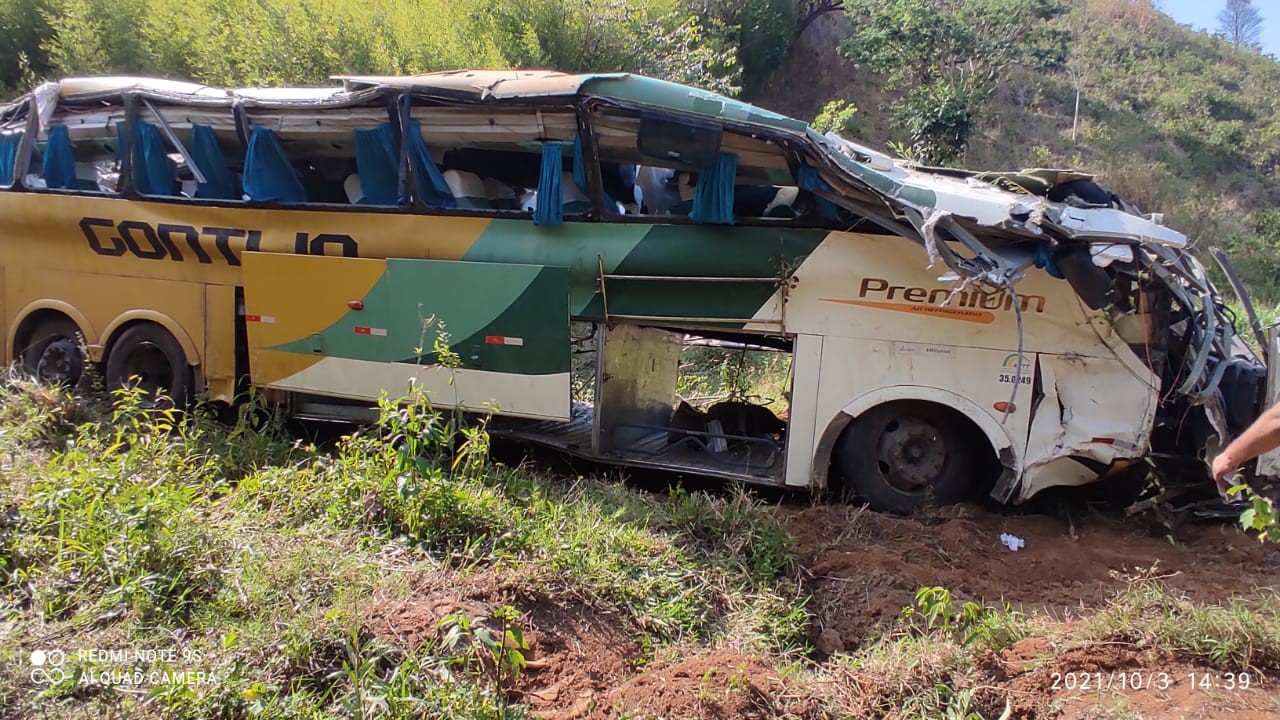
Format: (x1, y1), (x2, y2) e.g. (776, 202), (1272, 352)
(1000, 533), (1026, 552)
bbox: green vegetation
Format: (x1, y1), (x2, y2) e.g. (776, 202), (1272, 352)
(841, 0), (1068, 164)
(811, 99), (859, 135)
(0, 378), (803, 718)
(1, 378), (1278, 717)
(675, 344), (792, 410)
(802, 574), (1280, 718)
(0, 0), (802, 98)
(966, 0), (1280, 310)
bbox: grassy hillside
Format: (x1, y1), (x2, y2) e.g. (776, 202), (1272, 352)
(759, 0), (1280, 310)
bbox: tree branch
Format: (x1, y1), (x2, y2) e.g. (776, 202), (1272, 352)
(796, 0), (844, 39)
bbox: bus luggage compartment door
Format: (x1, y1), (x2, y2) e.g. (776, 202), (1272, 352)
(242, 252), (571, 421)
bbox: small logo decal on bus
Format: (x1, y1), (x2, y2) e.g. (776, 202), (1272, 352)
(354, 326), (388, 337)
(485, 336), (525, 347)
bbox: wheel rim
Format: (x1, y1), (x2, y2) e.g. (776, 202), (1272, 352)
(35, 338), (84, 388)
(873, 415), (947, 493)
(115, 341), (173, 398)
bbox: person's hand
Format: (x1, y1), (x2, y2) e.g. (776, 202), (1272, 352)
(1211, 451), (1239, 489)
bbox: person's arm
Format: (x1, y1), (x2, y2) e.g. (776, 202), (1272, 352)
(1212, 402), (1280, 487)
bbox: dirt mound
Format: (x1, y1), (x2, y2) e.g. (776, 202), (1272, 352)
(785, 503), (1279, 651)
(364, 570), (637, 718)
(587, 651), (791, 720)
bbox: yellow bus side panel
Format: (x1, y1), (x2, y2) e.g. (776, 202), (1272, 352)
(0, 194), (492, 288)
(7, 270), (206, 369)
(240, 253), (389, 386)
(203, 284), (236, 402)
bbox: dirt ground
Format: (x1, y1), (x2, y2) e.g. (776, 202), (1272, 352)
(366, 504), (1280, 719)
(788, 502), (1280, 651)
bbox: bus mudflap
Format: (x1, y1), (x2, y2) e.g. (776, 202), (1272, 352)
(241, 252), (571, 421)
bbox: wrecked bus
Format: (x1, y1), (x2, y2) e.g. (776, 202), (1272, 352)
(0, 71), (1267, 513)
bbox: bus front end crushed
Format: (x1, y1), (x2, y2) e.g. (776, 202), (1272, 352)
(806, 135), (1269, 509)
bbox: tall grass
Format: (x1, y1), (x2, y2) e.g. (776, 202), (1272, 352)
(0, 376), (805, 718)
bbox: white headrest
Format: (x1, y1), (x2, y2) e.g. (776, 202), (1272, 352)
(343, 174), (363, 204)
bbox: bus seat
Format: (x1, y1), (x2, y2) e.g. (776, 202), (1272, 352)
(42, 125), (76, 189)
(344, 174), (364, 204)
(443, 169), (491, 209)
(353, 124), (400, 205)
(243, 126), (307, 203)
(74, 163), (103, 191)
(190, 124), (240, 200)
(562, 171), (590, 214)
(405, 120), (456, 209)
(734, 185), (798, 218)
(764, 186), (800, 217)
(635, 166), (679, 214)
(667, 171), (696, 216)
(483, 178), (517, 210)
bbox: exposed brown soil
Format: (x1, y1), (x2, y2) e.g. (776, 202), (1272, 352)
(787, 503), (1280, 652)
(587, 651), (789, 720)
(364, 570), (638, 717)
(362, 506), (1280, 719)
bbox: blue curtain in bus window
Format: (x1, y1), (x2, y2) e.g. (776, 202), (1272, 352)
(534, 142), (563, 226)
(796, 163), (842, 222)
(1033, 244), (1065, 279)
(42, 124), (76, 189)
(690, 151), (737, 225)
(243, 126), (306, 203)
(0, 133), (20, 186)
(133, 121), (176, 196)
(190, 124), (239, 200)
(353, 124), (400, 206)
(405, 120), (455, 209)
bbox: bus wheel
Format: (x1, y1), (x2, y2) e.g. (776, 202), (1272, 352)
(21, 317), (87, 389)
(105, 324), (191, 407)
(835, 401), (976, 514)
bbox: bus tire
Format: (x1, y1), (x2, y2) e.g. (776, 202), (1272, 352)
(105, 324), (191, 408)
(21, 316), (88, 390)
(834, 401), (977, 514)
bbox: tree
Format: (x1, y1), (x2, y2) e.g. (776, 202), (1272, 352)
(1217, 0), (1264, 50)
(483, 0), (742, 95)
(0, 0), (54, 94)
(843, 0), (1067, 164)
(797, 0), (844, 38)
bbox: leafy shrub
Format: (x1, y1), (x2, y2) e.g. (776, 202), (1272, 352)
(15, 389), (229, 621)
(812, 99), (859, 135)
